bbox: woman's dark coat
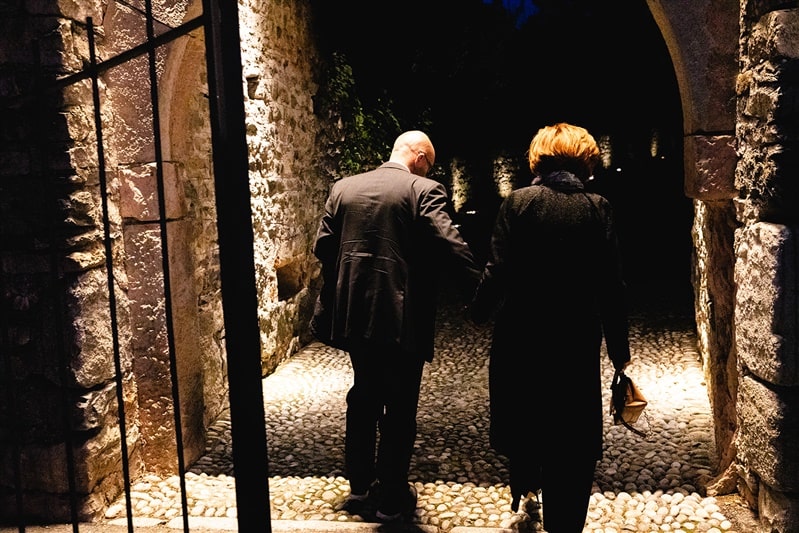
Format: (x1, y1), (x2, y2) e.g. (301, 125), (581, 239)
(470, 170), (631, 460)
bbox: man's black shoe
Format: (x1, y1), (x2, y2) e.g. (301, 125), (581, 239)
(375, 483), (417, 522)
(336, 493), (368, 516)
(336, 481), (378, 516)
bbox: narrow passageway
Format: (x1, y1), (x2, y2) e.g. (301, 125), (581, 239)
(98, 280), (756, 532)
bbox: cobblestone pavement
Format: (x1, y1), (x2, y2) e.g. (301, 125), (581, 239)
(86, 282), (758, 532)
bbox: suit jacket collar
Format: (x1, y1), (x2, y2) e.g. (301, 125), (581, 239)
(380, 161), (411, 173)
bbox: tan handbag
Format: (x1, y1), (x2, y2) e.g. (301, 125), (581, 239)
(610, 369), (648, 436)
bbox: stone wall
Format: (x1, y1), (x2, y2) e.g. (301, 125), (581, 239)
(649, 0), (740, 489)
(0, 0), (327, 522)
(733, 4), (799, 531)
(0, 0), (145, 521)
(237, 0), (328, 374)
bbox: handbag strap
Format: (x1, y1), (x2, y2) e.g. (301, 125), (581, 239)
(619, 411), (648, 438)
(611, 369), (648, 438)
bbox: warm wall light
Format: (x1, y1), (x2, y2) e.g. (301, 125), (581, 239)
(493, 154), (516, 198)
(599, 134), (613, 169)
(650, 129), (660, 158)
(450, 158), (469, 213)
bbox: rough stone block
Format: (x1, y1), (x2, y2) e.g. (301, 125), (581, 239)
(119, 163), (185, 221)
(763, 9), (799, 60)
(759, 482), (799, 533)
(737, 374), (799, 492)
(684, 135), (737, 200)
(66, 268), (132, 388)
(735, 222), (798, 386)
(0, 421), (139, 494)
(72, 382), (118, 431)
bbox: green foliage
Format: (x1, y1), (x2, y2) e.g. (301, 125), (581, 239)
(314, 52), (403, 179)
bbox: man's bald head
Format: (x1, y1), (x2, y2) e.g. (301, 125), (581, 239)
(389, 130), (436, 177)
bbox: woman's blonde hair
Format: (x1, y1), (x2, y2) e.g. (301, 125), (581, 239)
(528, 122), (600, 181)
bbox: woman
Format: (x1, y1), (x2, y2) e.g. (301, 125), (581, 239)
(470, 122), (632, 533)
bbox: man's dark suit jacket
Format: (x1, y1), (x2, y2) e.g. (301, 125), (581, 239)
(311, 162), (480, 361)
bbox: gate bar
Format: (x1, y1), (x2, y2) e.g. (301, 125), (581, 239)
(142, 0), (191, 527)
(0, 16), (203, 110)
(200, 0), (272, 530)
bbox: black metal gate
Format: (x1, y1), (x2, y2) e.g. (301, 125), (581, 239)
(0, 0), (271, 530)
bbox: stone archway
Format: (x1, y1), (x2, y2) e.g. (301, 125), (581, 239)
(159, 9), (229, 458)
(101, 0), (217, 475)
(648, 4), (799, 529)
(646, 0), (740, 483)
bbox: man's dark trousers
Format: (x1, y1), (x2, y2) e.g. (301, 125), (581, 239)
(344, 341), (425, 501)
